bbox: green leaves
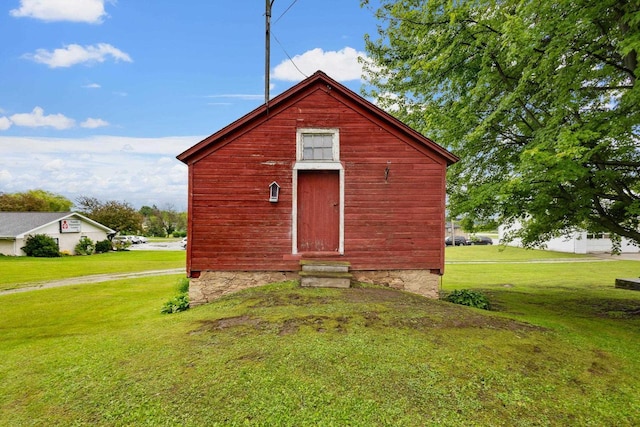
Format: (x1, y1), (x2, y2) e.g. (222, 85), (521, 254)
(443, 289), (491, 310)
(364, 0), (640, 246)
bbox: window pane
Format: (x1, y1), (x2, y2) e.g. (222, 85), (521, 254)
(302, 133), (334, 160)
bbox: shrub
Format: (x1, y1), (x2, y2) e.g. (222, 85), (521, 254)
(112, 238), (131, 251)
(172, 231), (187, 238)
(21, 234), (60, 257)
(161, 277), (190, 314)
(177, 277), (189, 293)
(94, 239), (113, 254)
(74, 237), (95, 255)
(443, 289), (491, 310)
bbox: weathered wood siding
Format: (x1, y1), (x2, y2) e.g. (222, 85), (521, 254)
(188, 86), (446, 273)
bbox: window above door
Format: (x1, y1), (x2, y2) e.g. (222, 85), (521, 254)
(297, 128), (340, 162)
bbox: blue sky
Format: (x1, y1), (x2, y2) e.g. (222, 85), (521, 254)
(0, 0), (381, 209)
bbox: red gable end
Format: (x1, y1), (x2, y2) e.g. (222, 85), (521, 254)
(177, 71), (457, 297)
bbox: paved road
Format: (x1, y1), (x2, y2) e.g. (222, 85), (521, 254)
(0, 268), (185, 296)
(128, 241), (185, 251)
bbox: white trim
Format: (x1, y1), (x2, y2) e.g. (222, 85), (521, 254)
(296, 128), (340, 162)
(292, 128), (344, 255)
(15, 212), (115, 238)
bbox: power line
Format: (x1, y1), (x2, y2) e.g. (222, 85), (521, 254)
(273, 0), (299, 25)
(273, 32), (308, 79)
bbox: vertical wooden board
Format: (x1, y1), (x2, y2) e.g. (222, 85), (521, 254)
(297, 170), (340, 253)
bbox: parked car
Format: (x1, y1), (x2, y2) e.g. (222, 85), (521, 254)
(113, 235), (131, 243)
(445, 236), (469, 246)
(469, 235), (493, 245)
(180, 237), (187, 249)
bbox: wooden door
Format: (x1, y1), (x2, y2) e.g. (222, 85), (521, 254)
(297, 170), (340, 253)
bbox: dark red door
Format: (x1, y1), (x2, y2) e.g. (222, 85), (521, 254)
(297, 170), (340, 253)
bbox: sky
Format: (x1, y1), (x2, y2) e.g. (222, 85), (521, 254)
(0, 0), (382, 210)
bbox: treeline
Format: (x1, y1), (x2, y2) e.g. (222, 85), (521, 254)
(0, 189), (186, 237)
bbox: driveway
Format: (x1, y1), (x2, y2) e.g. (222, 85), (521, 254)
(129, 241), (185, 251)
(0, 268), (185, 296)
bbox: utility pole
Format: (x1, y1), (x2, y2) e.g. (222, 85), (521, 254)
(265, 0), (274, 106)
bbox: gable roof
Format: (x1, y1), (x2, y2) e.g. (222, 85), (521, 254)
(177, 70), (459, 165)
(0, 212), (114, 239)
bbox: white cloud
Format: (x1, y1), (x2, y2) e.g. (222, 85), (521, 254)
(10, 0), (108, 24)
(80, 118), (109, 128)
(83, 83), (101, 89)
(0, 135), (199, 209)
(24, 43), (132, 68)
(9, 107), (75, 130)
(272, 47), (368, 82)
(43, 158), (64, 171)
(0, 116), (12, 130)
(0, 169), (12, 184)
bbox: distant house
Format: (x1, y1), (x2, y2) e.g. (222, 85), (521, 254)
(498, 224), (639, 254)
(177, 71), (458, 305)
(0, 212), (114, 256)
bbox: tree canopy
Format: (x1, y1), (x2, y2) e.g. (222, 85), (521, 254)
(362, 0), (639, 246)
(76, 196), (143, 234)
(139, 204), (187, 237)
(0, 189), (73, 212)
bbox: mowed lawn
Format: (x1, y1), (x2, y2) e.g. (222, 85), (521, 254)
(0, 250), (186, 291)
(0, 247), (639, 425)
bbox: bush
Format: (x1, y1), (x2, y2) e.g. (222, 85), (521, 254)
(112, 238), (131, 251)
(443, 289), (491, 310)
(177, 277), (189, 293)
(74, 237), (95, 255)
(172, 231), (187, 238)
(21, 234), (60, 257)
(161, 277), (190, 314)
(94, 239), (112, 254)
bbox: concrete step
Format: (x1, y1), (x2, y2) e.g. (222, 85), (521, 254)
(299, 260), (352, 288)
(300, 260), (350, 273)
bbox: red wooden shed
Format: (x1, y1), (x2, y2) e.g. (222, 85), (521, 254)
(177, 71), (458, 305)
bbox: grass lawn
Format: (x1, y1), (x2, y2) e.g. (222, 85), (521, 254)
(0, 248), (639, 425)
(0, 250), (185, 291)
(445, 244), (594, 262)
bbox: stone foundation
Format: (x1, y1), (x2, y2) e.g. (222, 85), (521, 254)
(189, 271), (299, 306)
(189, 269), (441, 306)
(351, 270), (441, 299)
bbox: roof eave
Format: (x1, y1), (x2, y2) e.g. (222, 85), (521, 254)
(176, 70), (459, 166)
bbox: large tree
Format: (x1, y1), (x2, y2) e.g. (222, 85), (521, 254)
(362, 0), (639, 246)
(76, 196), (143, 234)
(0, 190), (73, 212)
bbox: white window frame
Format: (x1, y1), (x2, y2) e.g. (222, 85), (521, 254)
(292, 128), (344, 255)
(297, 128), (340, 162)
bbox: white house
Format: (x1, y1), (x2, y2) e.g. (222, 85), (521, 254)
(0, 212), (115, 256)
(498, 223), (639, 254)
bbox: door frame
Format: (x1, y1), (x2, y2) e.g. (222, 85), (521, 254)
(292, 162), (344, 255)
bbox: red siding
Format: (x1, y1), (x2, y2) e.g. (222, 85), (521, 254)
(185, 83), (449, 274)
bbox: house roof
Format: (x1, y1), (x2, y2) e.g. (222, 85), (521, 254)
(177, 70), (459, 165)
(0, 212), (114, 239)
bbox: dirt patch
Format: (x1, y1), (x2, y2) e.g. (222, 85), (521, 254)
(191, 287), (544, 337)
(194, 315), (262, 332)
(344, 286), (424, 304)
(571, 298), (640, 319)
(278, 315), (349, 335)
(249, 293), (335, 308)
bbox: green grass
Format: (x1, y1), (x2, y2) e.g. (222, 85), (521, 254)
(0, 251), (185, 290)
(445, 245), (593, 262)
(0, 248), (639, 425)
